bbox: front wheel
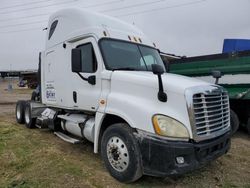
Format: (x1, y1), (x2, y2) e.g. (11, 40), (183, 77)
(230, 110), (239, 135)
(101, 123), (142, 183)
(247, 118), (250, 135)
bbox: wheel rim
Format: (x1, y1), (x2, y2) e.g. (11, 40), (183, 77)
(16, 105), (21, 120)
(25, 107), (30, 124)
(107, 136), (129, 172)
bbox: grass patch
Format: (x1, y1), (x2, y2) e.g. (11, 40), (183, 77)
(222, 182), (238, 188)
(0, 120), (250, 187)
(0, 142), (6, 154)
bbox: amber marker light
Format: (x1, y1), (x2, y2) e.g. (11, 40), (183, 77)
(133, 36), (138, 42)
(100, 100), (106, 105)
(153, 115), (162, 135)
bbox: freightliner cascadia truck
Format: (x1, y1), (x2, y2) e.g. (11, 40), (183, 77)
(16, 8), (231, 183)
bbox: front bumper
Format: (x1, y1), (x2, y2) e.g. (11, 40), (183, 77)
(135, 131), (231, 177)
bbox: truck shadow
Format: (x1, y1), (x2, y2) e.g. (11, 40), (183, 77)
(10, 123), (250, 187)
(38, 128), (224, 187)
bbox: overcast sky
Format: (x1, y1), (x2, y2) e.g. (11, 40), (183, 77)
(0, 0), (249, 71)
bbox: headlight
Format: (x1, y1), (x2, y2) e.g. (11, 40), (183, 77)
(152, 114), (189, 139)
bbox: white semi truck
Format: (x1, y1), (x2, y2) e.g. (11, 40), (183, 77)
(16, 8), (231, 183)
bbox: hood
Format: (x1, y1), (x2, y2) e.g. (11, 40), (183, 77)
(111, 71), (213, 94)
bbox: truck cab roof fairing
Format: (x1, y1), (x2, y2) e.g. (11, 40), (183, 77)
(46, 8), (153, 49)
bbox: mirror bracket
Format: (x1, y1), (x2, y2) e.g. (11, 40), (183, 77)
(77, 73), (96, 85)
(152, 64), (167, 102)
(157, 75), (167, 102)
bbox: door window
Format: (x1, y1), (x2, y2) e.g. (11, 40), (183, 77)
(77, 43), (97, 73)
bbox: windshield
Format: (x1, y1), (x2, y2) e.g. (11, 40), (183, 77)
(99, 39), (166, 72)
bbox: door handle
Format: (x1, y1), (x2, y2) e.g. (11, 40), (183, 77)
(73, 91), (77, 103)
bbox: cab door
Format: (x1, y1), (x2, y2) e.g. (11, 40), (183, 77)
(71, 37), (102, 111)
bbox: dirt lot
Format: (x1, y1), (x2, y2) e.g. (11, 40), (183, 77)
(0, 78), (250, 188)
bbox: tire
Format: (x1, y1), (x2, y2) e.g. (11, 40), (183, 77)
(16, 100), (26, 124)
(31, 91), (36, 101)
(24, 102), (36, 129)
(101, 123), (142, 183)
(230, 110), (239, 135)
(31, 91), (40, 101)
(247, 118), (250, 135)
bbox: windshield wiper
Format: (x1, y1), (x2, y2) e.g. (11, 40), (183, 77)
(112, 67), (137, 71)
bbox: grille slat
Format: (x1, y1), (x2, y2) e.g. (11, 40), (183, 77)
(195, 111), (229, 120)
(193, 95), (227, 100)
(197, 124), (229, 135)
(196, 114), (230, 126)
(193, 90), (230, 137)
(194, 103), (228, 110)
(194, 108), (229, 115)
(194, 99), (228, 105)
(196, 117), (230, 131)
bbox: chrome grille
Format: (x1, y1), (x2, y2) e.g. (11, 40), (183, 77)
(193, 90), (230, 137)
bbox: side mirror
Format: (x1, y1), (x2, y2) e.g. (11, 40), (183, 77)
(71, 48), (82, 72)
(211, 70), (222, 79)
(152, 64), (164, 75)
(211, 70), (223, 84)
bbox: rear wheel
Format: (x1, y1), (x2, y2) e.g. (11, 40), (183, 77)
(24, 102), (36, 129)
(230, 109), (239, 135)
(16, 100), (26, 124)
(101, 123), (142, 183)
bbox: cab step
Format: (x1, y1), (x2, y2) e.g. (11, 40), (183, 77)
(54, 132), (81, 144)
